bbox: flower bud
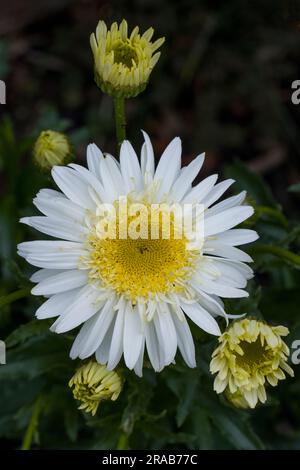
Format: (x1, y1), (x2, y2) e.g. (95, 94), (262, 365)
(90, 19), (164, 98)
(33, 130), (73, 171)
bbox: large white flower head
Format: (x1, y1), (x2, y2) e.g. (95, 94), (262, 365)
(18, 132), (258, 376)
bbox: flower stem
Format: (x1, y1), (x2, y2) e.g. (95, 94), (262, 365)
(0, 287), (31, 309)
(21, 395), (43, 450)
(114, 97), (126, 148)
(256, 206), (288, 228)
(116, 432), (129, 450)
(249, 244), (300, 266)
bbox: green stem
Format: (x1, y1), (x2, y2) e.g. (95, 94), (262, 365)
(114, 97), (126, 148)
(249, 244), (300, 266)
(116, 432), (129, 450)
(256, 206), (288, 228)
(0, 287), (31, 309)
(21, 396), (43, 450)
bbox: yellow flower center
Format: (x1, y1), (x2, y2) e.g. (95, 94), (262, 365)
(86, 203), (198, 301)
(235, 338), (272, 371)
(112, 40), (138, 68)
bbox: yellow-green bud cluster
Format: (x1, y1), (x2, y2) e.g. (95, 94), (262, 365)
(90, 19), (164, 98)
(69, 361), (122, 416)
(33, 130), (72, 171)
(210, 318), (294, 409)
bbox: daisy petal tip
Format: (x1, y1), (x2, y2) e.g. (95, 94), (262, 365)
(30, 285), (39, 295)
(19, 217), (30, 226)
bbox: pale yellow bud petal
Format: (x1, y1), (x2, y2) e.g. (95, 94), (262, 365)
(210, 318), (293, 409)
(69, 361), (123, 416)
(91, 19), (164, 98)
(33, 130), (73, 172)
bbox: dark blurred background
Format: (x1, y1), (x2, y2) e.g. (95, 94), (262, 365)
(0, 0), (300, 212)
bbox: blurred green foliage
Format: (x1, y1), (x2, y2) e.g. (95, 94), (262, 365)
(1, 0), (300, 450)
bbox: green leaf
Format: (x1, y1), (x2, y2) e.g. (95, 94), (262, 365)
(211, 407), (265, 450)
(0, 335), (71, 380)
(191, 408), (213, 449)
(64, 408), (79, 443)
(121, 374), (155, 435)
(6, 320), (52, 348)
(249, 245), (300, 269)
(165, 369), (200, 427)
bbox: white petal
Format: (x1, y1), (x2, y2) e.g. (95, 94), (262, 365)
(192, 288), (226, 319)
(123, 304), (144, 369)
(95, 318), (116, 364)
(153, 304), (177, 365)
(23, 252), (86, 270)
(20, 216), (88, 242)
(202, 179), (235, 208)
(51, 285), (103, 333)
(120, 140), (143, 193)
(204, 260), (248, 288)
(68, 163), (106, 202)
(35, 289), (80, 319)
(154, 137), (181, 198)
(99, 157), (123, 202)
(215, 229), (259, 246)
(70, 317), (96, 359)
(180, 301), (221, 336)
(133, 337), (145, 377)
(36, 188), (65, 200)
(197, 276), (249, 298)
(18, 241), (87, 270)
(31, 270), (88, 295)
(170, 153), (205, 201)
(145, 320), (161, 371)
(33, 196), (86, 223)
(87, 143), (103, 179)
(18, 240), (85, 255)
(204, 206), (254, 237)
(182, 174), (218, 204)
(204, 256), (253, 280)
(107, 302), (126, 370)
(205, 191), (246, 217)
(30, 268), (61, 283)
(51, 166), (96, 209)
(172, 314), (196, 368)
(78, 298), (115, 358)
(141, 130), (154, 180)
(203, 242), (253, 262)
(104, 155), (124, 194)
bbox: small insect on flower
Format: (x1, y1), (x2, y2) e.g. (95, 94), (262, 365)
(210, 318), (294, 409)
(69, 361), (122, 416)
(33, 130), (73, 171)
(90, 19), (165, 98)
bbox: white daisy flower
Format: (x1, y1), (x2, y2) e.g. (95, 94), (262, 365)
(18, 132), (258, 376)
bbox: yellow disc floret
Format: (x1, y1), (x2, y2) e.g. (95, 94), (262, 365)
(85, 201), (198, 302)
